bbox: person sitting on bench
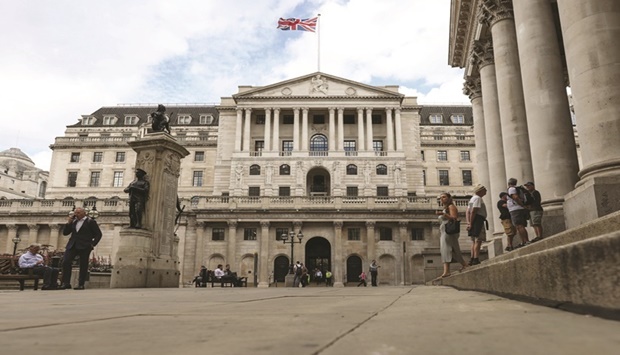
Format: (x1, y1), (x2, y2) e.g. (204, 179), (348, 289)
(223, 264), (242, 286)
(18, 243), (60, 290)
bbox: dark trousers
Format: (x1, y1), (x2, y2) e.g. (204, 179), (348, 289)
(357, 279), (367, 287)
(30, 266), (60, 288)
(370, 271), (378, 286)
(62, 247), (91, 286)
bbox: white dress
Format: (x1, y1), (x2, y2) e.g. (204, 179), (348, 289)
(439, 207), (465, 264)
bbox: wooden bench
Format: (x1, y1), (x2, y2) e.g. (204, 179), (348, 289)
(206, 271), (248, 287)
(0, 258), (42, 291)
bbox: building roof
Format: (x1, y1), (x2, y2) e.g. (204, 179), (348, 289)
(0, 147), (35, 166)
(69, 105), (219, 127)
(419, 105), (473, 125)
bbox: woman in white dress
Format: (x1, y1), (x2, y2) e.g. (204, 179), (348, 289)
(436, 192), (467, 278)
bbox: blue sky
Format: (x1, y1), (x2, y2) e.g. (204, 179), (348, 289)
(0, 0), (467, 170)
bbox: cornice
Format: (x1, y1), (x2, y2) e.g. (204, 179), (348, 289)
(449, 0), (476, 68)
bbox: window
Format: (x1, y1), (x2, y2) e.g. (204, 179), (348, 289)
(249, 165), (261, 175)
(313, 115), (325, 124)
(373, 140), (383, 152)
(283, 115), (294, 124)
(282, 140), (293, 153)
(451, 114), (465, 124)
(67, 172), (78, 187)
(372, 114), (382, 124)
(93, 152), (103, 163)
(192, 171), (203, 187)
(115, 152), (125, 163)
(124, 116), (138, 125)
(178, 115), (192, 125)
(255, 141), (264, 153)
(422, 170), (426, 186)
(256, 115), (265, 124)
(411, 228), (424, 241)
(103, 116), (115, 125)
(346, 164), (358, 175)
(379, 227), (393, 241)
(70, 152), (80, 163)
(421, 150), (425, 161)
(462, 170), (473, 186)
(344, 115), (355, 124)
(310, 134), (328, 152)
(429, 114), (443, 124)
(113, 171), (124, 187)
(212, 228), (225, 241)
(377, 186), (389, 196)
(348, 228), (360, 241)
(439, 170), (450, 186)
(248, 186), (260, 196)
(195, 151), (205, 162)
(82, 117), (95, 125)
(89, 171), (101, 187)
(460, 151), (471, 161)
(346, 186), (358, 197)
(244, 228), (257, 241)
(376, 164), (388, 175)
(279, 164), (290, 175)
(275, 228), (288, 241)
(344, 140), (357, 154)
(200, 114), (214, 124)
(279, 186), (291, 196)
(437, 151), (448, 161)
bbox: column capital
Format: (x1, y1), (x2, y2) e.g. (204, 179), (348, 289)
(337, 107), (344, 113)
(394, 108), (401, 115)
(293, 221), (303, 230)
(472, 39), (494, 69)
(260, 220), (270, 228)
(333, 221), (343, 228)
(385, 107), (393, 113)
(273, 108), (280, 114)
(365, 221), (375, 228)
(27, 224), (39, 231)
(264, 107), (272, 113)
(365, 107), (373, 112)
(398, 221), (409, 229)
(328, 107), (336, 113)
(227, 220), (238, 228)
(463, 76), (482, 100)
(245, 108), (253, 113)
(479, 0), (514, 28)
(7, 224), (17, 231)
(301, 107), (309, 113)
(357, 107), (364, 113)
(236, 108), (244, 114)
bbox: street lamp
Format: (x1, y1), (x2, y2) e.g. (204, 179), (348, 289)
(281, 228), (303, 274)
(12, 233), (21, 256)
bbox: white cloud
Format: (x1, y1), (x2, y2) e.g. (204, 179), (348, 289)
(0, 0), (465, 171)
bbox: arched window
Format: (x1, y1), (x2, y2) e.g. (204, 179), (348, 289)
(191, 196), (200, 206)
(376, 164), (388, 175)
(310, 134), (328, 151)
(346, 164), (358, 175)
(249, 165), (261, 175)
(38, 181), (47, 198)
(279, 164), (290, 175)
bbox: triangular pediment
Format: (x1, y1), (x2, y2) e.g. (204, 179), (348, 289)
(232, 72), (404, 100)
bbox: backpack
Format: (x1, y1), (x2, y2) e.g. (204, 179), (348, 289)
(295, 265), (302, 276)
(512, 186), (533, 206)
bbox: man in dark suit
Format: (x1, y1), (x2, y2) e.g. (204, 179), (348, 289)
(61, 207), (103, 290)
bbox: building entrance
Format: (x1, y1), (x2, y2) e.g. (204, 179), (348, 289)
(304, 237), (331, 279)
(346, 255), (363, 283)
(273, 255), (290, 283)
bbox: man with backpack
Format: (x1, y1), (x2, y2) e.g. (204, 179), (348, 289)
(507, 178), (530, 248)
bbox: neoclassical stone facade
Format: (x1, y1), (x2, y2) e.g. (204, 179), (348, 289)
(450, 0), (620, 239)
(0, 72), (479, 286)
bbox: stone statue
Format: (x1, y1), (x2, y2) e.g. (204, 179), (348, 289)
(394, 162), (402, 185)
(235, 163), (244, 187)
(124, 168), (150, 229)
(311, 74), (328, 95)
(364, 162), (371, 186)
(265, 163), (273, 185)
(151, 104), (171, 134)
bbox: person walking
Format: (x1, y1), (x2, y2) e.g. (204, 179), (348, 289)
(369, 260), (380, 287)
(357, 271), (367, 287)
(61, 207), (103, 290)
(436, 192), (468, 277)
(524, 181), (544, 242)
(466, 184), (488, 265)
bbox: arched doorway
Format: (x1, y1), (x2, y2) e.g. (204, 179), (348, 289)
(305, 237), (331, 277)
(346, 255), (363, 283)
(307, 167), (331, 196)
(273, 255), (289, 283)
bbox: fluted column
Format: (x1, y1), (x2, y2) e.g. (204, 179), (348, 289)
(481, 0), (533, 182)
(328, 107), (336, 151)
(264, 108), (272, 153)
(27, 224), (39, 246)
(385, 108), (394, 152)
(394, 108), (403, 151)
(235, 109), (243, 151)
(337, 108), (344, 151)
(259, 220), (270, 288)
(398, 221), (407, 285)
(243, 108), (252, 152)
(365, 221), (376, 262)
(272, 108), (280, 152)
(333, 221), (344, 287)
(365, 108), (374, 152)
(293, 108), (300, 151)
(227, 220), (237, 267)
(357, 108), (365, 151)
(301, 108), (309, 151)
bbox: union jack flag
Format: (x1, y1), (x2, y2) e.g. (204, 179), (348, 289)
(277, 17), (318, 32)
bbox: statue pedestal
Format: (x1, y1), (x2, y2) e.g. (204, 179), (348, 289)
(110, 132), (188, 288)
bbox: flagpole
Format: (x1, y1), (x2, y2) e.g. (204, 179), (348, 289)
(317, 13), (321, 72)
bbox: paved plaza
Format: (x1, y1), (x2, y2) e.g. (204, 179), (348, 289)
(1, 286), (618, 355)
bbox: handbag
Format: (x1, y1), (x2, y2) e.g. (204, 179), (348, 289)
(445, 220), (460, 234)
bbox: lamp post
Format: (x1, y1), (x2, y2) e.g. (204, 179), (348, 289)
(12, 234), (21, 256)
(281, 228), (303, 275)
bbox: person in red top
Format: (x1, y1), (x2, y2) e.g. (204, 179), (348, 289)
(357, 271), (367, 287)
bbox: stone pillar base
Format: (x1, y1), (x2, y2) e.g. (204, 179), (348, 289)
(542, 205), (567, 238)
(564, 175), (620, 229)
(484, 236), (504, 259)
(146, 256), (181, 288)
(333, 281), (344, 288)
(284, 274), (296, 287)
(257, 282), (270, 288)
(110, 229), (153, 288)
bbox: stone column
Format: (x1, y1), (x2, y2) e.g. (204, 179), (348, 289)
(558, 0), (620, 227)
(357, 108), (365, 151)
(293, 108), (300, 151)
(48, 224), (62, 251)
(328, 107), (336, 151)
(481, 0), (533, 182)
(227, 220), (237, 267)
(386, 108), (394, 152)
(235, 109), (243, 152)
(398, 221), (408, 285)
(365, 108), (374, 152)
(243, 108), (252, 152)
(27, 224), (39, 246)
(301, 108), (309, 151)
(6, 225), (17, 254)
(258, 220), (270, 288)
(272, 108), (280, 152)
(513, 0), (580, 235)
(337, 108), (344, 151)
(475, 39), (507, 235)
(332, 221), (344, 287)
(365, 221), (376, 262)
(394, 109), (403, 151)
(188, 217), (201, 283)
(264, 108), (272, 153)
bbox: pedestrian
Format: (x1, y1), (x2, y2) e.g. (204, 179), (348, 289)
(369, 260), (380, 286)
(300, 263), (308, 287)
(293, 261), (302, 287)
(61, 207), (103, 290)
(325, 270), (333, 286)
(357, 271), (367, 287)
(497, 192), (517, 251)
(524, 181), (544, 242)
(314, 268), (323, 285)
(436, 192), (468, 277)
(507, 178), (530, 248)
(18, 243), (60, 290)
(466, 184), (488, 265)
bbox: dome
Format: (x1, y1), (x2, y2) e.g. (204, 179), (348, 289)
(0, 147), (35, 166)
